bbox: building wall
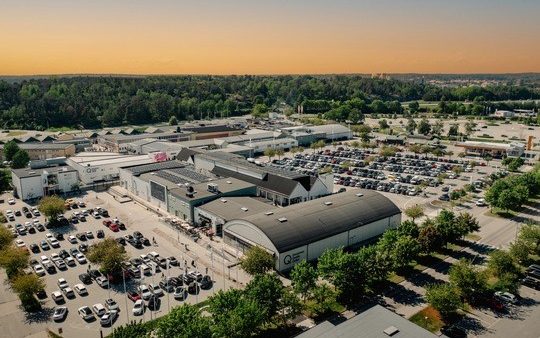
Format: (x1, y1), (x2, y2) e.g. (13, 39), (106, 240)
(307, 232), (349, 261)
(56, 171), (78, 193)
(278, 245), (308, 271)
(18, 176), (43, 200)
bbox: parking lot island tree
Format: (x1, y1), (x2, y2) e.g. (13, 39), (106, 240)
(404, 205), (425, 222)
(87, 237), (128, 279)
(0, 226), (14, 250)
(425, 283), (462, 319)
(0, 246), (29, 279)
(38, 196), (66, 223)
(448, 259), (488, 300)
(11, 273), (45, 312)
(240, 245), (275, 276)
(156, 303), (212, 338)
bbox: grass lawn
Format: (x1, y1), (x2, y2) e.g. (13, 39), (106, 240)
(409, 306), (444, 333)
(6, 131), (26, 137)
(465, 233), (481, 241)
(484, 207), (518, 219)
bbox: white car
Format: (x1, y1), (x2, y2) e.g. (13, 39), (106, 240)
(149, 283), (163, 297)
(138, 284), (152, 300)
(33, 264), (46, 276)
(8, 198), (16, 205)
(495, 291), (518, 304)
(48, 238), (60, 248)
(476, 199), (487, 207)
(75, 253), (87, 264)
(92, 303), (106, 316)
(57, 278), (69, 289)
(64, 256), (76, 266)
(74, 283), (88, 295)
(15, 239), (26, 248)
(96, 276), (109, 288)
(100, 310), (118, 326)
(78, 306), (94, 321)
(46, 233), (54, 240)
(50, 253), (60, 261)
(68, 235), (77, 244)
(133, 299), (145, 316)
(40, 255), (51, 265)
(52, 306), (68, 322)
(62, 287), (75, 298)
(51, 291), (64, 303)
(140, 254), (150, 263)
(105, 298), (119, 311)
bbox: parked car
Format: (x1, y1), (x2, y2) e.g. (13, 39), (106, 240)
(53, 306), (68, 322)
(494, 291), (518, 304)
(127, 291), (141, 302)
(51, 291), (64, 304)
(173, 286), (186, 300)
(74, 283), (88, 295)
(200, 275), (213, 290)
(522, 276), (540, 290)
(105, 299), (119, 311)
(96, 276), (109, 288)
(133, 299), (145, 316)
(79, 273), (92, 284)
(100, 310), (118, 326)
(138, 285), (152, 300)
(92, 303), (106, 317)
(78, 306), (94, 321)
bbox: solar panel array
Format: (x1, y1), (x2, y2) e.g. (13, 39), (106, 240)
(167, 167), (211, 183)
(155, 170), (193, 186)
(225, 156), (305, 179)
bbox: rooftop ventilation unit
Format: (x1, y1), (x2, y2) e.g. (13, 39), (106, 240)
(383, 326), (399, 336)
(226, 180), (232, 184)
(220, 198), (227, 203)
(207, 183), (219, 193)
(264, 211), (274, 216)
(240, 207), (248, 212)
(278, 217), (288, 223)
(324, 201), (333, 206)
(356, 193), (364, 197)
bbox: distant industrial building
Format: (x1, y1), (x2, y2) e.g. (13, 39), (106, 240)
(281, 124), (352, 146)
(456, 141), (526, 158)
(97, 132), (191, 152)
(223, 190), (401, 271)
(179, 124), (244, 140)
(296, 304), (439, 338)
(0, 143), (76, 161)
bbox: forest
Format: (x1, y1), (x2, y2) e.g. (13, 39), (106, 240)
(0, 75), (538, 130)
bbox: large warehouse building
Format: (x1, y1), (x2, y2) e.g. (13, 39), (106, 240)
(223, 190), (401, 271)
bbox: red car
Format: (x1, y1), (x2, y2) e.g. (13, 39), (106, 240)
(109, 223), (119, 232)
(127, 291), (141, 302)
(103, 219), (112, 227)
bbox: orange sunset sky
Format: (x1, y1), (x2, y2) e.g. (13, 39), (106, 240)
(1, 0), (539, 75)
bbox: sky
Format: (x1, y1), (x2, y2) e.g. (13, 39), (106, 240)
(1, 0), (539, 75)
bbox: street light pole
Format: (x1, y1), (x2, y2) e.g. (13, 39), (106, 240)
(122, 268), (129, 323)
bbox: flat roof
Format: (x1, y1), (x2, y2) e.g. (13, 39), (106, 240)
(197, 197), (276, 221)
(123, 160), (187, 176)
(456, 141), (524, 150)
(0, 142), (73, 150)
(12, 165), (77, 179)
(296, 305), (439, 338)
(170, 177), (255, 202)
(225, 189), (401, 253)
(68, 152), (153, 167)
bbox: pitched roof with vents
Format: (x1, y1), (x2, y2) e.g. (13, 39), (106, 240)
(224, 189), (400, 253)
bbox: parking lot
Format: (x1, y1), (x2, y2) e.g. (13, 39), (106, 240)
(0, 191), (237, 338)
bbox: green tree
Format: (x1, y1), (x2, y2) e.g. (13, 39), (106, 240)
(309, 284), (339, 317)
(169, 115), (178, 125)
(240, 246), (274, 275)
(252, 103), (269, 118)
(0, 226), (14, 250)
(488, 250), (520, 277)
(38, 196), (65, 221)
(432, 120), (444, 136)
(379, 146), (397, 158)
(448, 124), (459, 137)
(0, 246), (29, 278)
(11, 273), (45, 311)
(448, 259), (487, 300)
(378, 119), (389, 130)
(290, 260), (318, 301)
(275, 148), (285, 160)
(406, 118), (417, 134)
(507, 158), (525, 172)
(244, 273), (285, 323)
(109, 321), (150, 338)
(509, 239), (533, 264)
(87, 238), (128, 277)
(156, 303), (211, 338)
(418, 223), (443, 253)
(518, 222), (540, 255)
(397, 220), (420, 238)
(3, 140), (20, 162)
(377, 230), (420, 270)
(264, 148), (276, 162)
(408, 101), (420, 113)
(208, 289), (265, 338)
(426, 284), (462, 318)
(404, 205), (424, 222)
(434, 209), (459, 245)
(454, 212), (480, 238)
(417, 118), (431, 135)
(0, 169), (11, 194)
(11, 150), (30, 169)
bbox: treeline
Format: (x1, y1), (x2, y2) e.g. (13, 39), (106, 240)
(0, 75), (538, 130)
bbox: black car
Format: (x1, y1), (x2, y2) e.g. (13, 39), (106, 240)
(133, 231), (143, 239)
(79, 243), (88, 253)
(115, 237), (126, 245)
(44, 262), (56, 273)
(78, 216), (86, 222)
(439, 194), (450, 201)
(527, 269), (540, 279)
(28, 226), (36, 234)
(76, 233), (87, 241)
(15, 210), (21, 216)
(79, 273), (92, 284)
(142, 238), (151, 246)
(55, 233), (64, 240)
(36, 223), (45, 232)
(97, 230), (105, 238)
(40, 240), (50, 250)
(147, 295), (160, 311)
(522, 276), (540, 290)
(181, 274), (195, 284)
(59, 250), (70, 259)
(130, 257), (143, 267)
(36, 289), (47, 299)
(89, 269), (103, 280)
(117, 222), (126, 230)
(100, 209), (109, 217)
(25, 212), (33, 218)
(30, 243), (40, 253)
(200, 275), (213, 290)
(131, 239), (143, 249)
(159, 280), (175, 293)
(187, 282), (200, 294)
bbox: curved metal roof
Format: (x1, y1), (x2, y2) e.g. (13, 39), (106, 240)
(225, 189), (401, 253)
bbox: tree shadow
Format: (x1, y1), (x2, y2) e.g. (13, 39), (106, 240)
(461, 241), (495, 257)
(380, 282), (423, 306)
(22, 305), (55, 324)
(457, 315), (489, 336)
(406, 270), (445, 288)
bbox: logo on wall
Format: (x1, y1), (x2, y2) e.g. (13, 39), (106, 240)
(283, 255), (292, 265)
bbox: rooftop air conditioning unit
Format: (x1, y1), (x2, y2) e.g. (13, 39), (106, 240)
(207, 183), (218, 193)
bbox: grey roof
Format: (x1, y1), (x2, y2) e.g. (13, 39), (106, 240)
(212, 166), (301, 196)
(12, 165), (76, 179)
(170, 177), (256, 202)
(124, 160), (187, 176)
(0, 142), (73, 150)
(197, 197), (276, 221)
(296, 305), (439, 338)
(226, 190), (400, 253)
(181, 124), (241, 133)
